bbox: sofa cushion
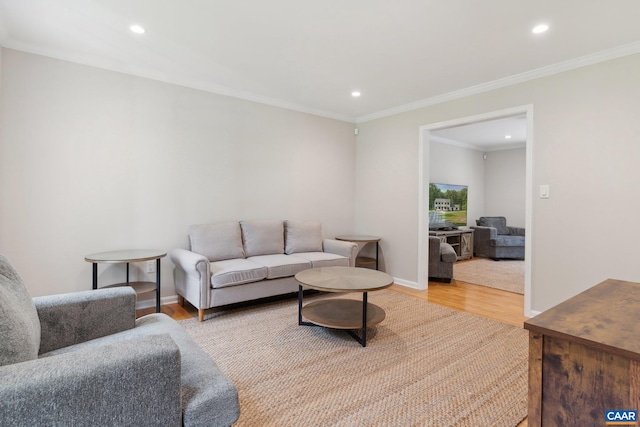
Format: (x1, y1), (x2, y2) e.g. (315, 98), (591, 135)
(240, 220), (284, 257)
(284, 220), (323, 254)
(477, 217), (510, 235)
(0, 254), (41, 366)
(247, 254), (311, 279)
(490, 235), (525, 247)
(189, 222), (245, 262)
(210, 259), (267, 289)
(289, 252), (349, 268)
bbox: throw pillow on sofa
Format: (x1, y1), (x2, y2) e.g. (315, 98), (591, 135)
(189, 222), (245, 261)
(284, 220), (323, 254)
(240, 220), (285, 257)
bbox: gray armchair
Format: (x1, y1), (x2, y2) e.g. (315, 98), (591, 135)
(470, 216), (525, 260)
(0, 254), (239, 427)
(429, 236), (457, 282)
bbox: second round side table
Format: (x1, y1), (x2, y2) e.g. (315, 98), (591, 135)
(335, 235), (381, 270)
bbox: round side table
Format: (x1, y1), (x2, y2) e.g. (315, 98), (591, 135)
(335, 235), (381, 270)
(85, 249), (166, 313)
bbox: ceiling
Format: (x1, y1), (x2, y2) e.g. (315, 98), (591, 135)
(431, 115), (527, 151)
(1, 1), (639, 123)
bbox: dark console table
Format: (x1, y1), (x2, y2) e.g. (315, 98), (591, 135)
(524, 279), (640, 426)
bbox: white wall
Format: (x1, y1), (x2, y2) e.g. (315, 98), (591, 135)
(429, 141), (484, 227)
(0, 48), (357, 301)
(484, 148), (526, 227)
(355, 53), (640, 313)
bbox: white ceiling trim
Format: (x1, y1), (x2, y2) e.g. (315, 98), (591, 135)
(429, 134), (526, 152)
(0, 39), (357, 124)
(429, 135), (484, 152)
(356, 40), (640, 124)
(3, 36), (640, 126)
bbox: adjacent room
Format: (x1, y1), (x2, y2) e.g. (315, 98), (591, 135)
(2, 1), (640, 426)
(429, 115), (526, 295)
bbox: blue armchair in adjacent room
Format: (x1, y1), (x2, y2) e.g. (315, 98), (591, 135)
(470, 216), (525, 260)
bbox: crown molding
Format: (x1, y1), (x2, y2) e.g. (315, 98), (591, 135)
(0, 41), (357, 124)
(429, 134), (526, 152)
(429, 135), (484, 151)
(356, 40), (640, 124)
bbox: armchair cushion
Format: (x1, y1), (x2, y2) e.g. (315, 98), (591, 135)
(477, 216), (509, 235)
(284, 220), (323, 254)
(1, 334), (182, 427)
(189, 222), (245, 262)
(240, 220), (285, 257)
(0, 254), (40, 366)
(491, 235), (526, 247)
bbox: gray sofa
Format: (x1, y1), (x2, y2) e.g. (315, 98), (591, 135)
(428, 236), (457, 282)
(171, 220), (359, 321)
(0, 254), (239, 427)
(470, 216), (525, 260)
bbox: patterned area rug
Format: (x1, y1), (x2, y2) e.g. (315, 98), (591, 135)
(180, 290), (528, 426)
(454, 258), (525, 294)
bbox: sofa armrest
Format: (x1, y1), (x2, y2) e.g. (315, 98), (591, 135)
(439, 242), (457, 263)
(507, 226), (525, 236)
(0, 334), (181, 427)
(470, 226), (498, 242)
(323, 239), (359, 267)
(34, 287), (136, 354)
(170, 248), (211, 309)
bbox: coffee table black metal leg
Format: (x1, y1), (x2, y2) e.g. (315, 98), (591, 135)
(346, 292), (368, 347)
(298, 285), (303, 325)
(361, 292), (368, 347)
(298, 285), (315, 327)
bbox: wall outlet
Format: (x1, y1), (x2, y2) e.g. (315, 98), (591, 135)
(146, 261), (155, 273)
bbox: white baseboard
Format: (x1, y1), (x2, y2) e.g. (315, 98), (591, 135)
(393, 278), (419, 289)
(136, 294), (179, 310)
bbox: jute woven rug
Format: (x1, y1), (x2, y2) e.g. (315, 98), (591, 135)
(180, 290), (528, 426)
(454, 258), (525, 294)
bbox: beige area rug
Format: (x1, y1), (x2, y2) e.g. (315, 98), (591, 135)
(180, 290), (528, 426)
(454, 258), (525, 294)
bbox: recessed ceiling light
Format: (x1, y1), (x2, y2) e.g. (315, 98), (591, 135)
(532, 24), (549, 34)
(505, 135), (512, 139)
(130, 25), (146, 34)
(351, 91), (361, 97)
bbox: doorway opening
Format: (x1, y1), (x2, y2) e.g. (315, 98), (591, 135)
(418, 105), (534, 317)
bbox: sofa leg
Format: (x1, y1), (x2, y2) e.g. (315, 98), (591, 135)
(198, 309), (205, 322)
(178, 295), (185, 306)
(444, 278), (452, 284)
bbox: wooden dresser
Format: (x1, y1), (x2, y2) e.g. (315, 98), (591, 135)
(524, 279), (640, 426)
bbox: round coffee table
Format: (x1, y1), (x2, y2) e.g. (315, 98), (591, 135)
(295, 266), (393, 347)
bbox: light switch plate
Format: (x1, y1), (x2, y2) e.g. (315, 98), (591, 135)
(540, 185), (550, 198)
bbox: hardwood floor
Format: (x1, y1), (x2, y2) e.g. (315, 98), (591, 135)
(137, 277), (528, 426)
